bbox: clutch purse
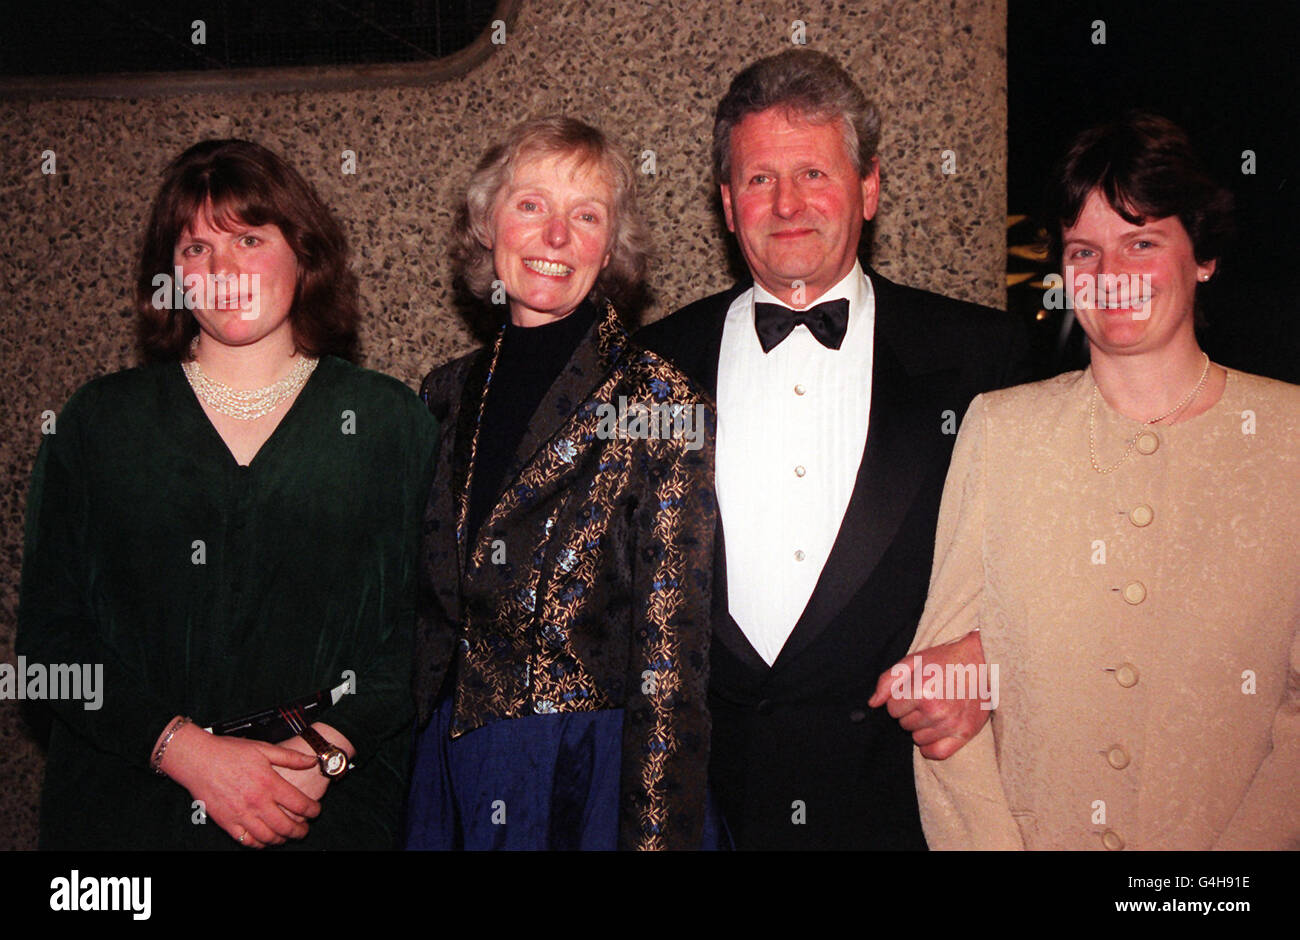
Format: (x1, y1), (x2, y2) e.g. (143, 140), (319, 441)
(201, 680), (351, 743)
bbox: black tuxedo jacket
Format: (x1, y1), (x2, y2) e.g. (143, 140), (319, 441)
(636, 267), (1030, 849)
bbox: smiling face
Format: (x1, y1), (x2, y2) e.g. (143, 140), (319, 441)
(487, 151), (614, 327)
(721, 107), (879, 307)
(172, 202), (300, 350)
(1062, 189), (1215, 357)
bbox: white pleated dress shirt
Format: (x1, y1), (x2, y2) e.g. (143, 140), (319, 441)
(715, 262), (875, 665)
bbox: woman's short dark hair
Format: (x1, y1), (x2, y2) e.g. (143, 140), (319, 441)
(135, 139), (359, 362)
(452, 115), (649, 323)
(1044, 111), (1235, 267)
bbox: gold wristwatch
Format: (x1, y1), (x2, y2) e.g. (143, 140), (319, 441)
(280, 707), (351, 778)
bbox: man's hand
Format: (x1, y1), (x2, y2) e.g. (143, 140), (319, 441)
(868, 631), (991, 760)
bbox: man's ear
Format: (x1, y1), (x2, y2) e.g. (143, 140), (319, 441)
(720, 183), (736, 233)
(861, 158), (881, 222)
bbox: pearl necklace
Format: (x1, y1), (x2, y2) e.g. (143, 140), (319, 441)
(1088, 352), (1211, 474)
(182, 340), (318, 421)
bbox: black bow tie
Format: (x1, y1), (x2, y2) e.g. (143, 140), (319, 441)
(753, 299), (850, 353)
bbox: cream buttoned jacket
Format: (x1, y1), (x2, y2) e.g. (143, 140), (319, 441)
(911, 367), (1300, 850)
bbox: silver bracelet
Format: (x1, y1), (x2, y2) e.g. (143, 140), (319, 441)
(151, 716), (190, 775)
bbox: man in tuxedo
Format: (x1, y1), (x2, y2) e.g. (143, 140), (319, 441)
(638, 49), (1030, 849)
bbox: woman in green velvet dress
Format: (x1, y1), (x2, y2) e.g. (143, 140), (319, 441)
(17, 139), (438, 849)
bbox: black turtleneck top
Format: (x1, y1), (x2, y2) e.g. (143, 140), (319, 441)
(466, 301), (597, 543)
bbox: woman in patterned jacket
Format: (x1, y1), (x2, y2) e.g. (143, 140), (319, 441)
(405, 116), (721, 850)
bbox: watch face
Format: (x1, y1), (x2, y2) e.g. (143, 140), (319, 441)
(322, 749), (348, 777)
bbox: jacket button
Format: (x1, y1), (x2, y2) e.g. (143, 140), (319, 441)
(849, 709), (867, 723)
(1135, 431), (1159, 455)
(756, 699), (773, 716)
(1128, 504), (1154, 527)
(1115, 663), (1139, 688)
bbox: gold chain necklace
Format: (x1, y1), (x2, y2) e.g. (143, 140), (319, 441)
(1088, 353), (1210, 475)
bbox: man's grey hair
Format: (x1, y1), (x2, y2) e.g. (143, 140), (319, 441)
(712, 49), (881, 184)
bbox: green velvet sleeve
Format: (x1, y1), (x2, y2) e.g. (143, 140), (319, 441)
(313, 389), (440, 761)
(17, 387), (181, 768)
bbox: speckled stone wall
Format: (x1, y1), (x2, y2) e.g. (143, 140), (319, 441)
(0, 0), (1005, 849)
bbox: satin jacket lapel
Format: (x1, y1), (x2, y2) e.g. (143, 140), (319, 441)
(773, 279), (952, 667)
(511, 305), (623, 477)
(711, 512), (772, 672)
(414, 349), (487, 663)
(649, 282), (747, 399)
(689, 283), (774, 672)
(451, 348), (494, 572)
(692, 292), (736, 400)
(467, 304), (626, 562)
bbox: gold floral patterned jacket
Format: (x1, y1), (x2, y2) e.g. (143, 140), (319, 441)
(414, 302), (716, 850)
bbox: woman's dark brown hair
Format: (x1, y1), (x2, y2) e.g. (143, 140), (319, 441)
(136, 139), (359, 362)
(1044, 111), (1235, 268)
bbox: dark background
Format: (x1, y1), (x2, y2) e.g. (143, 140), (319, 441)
(1008, 0), (1299, 381)
(0, 1), (499, 74)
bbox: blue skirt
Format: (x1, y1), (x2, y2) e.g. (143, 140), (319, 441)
(404, 697), (728, 850)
